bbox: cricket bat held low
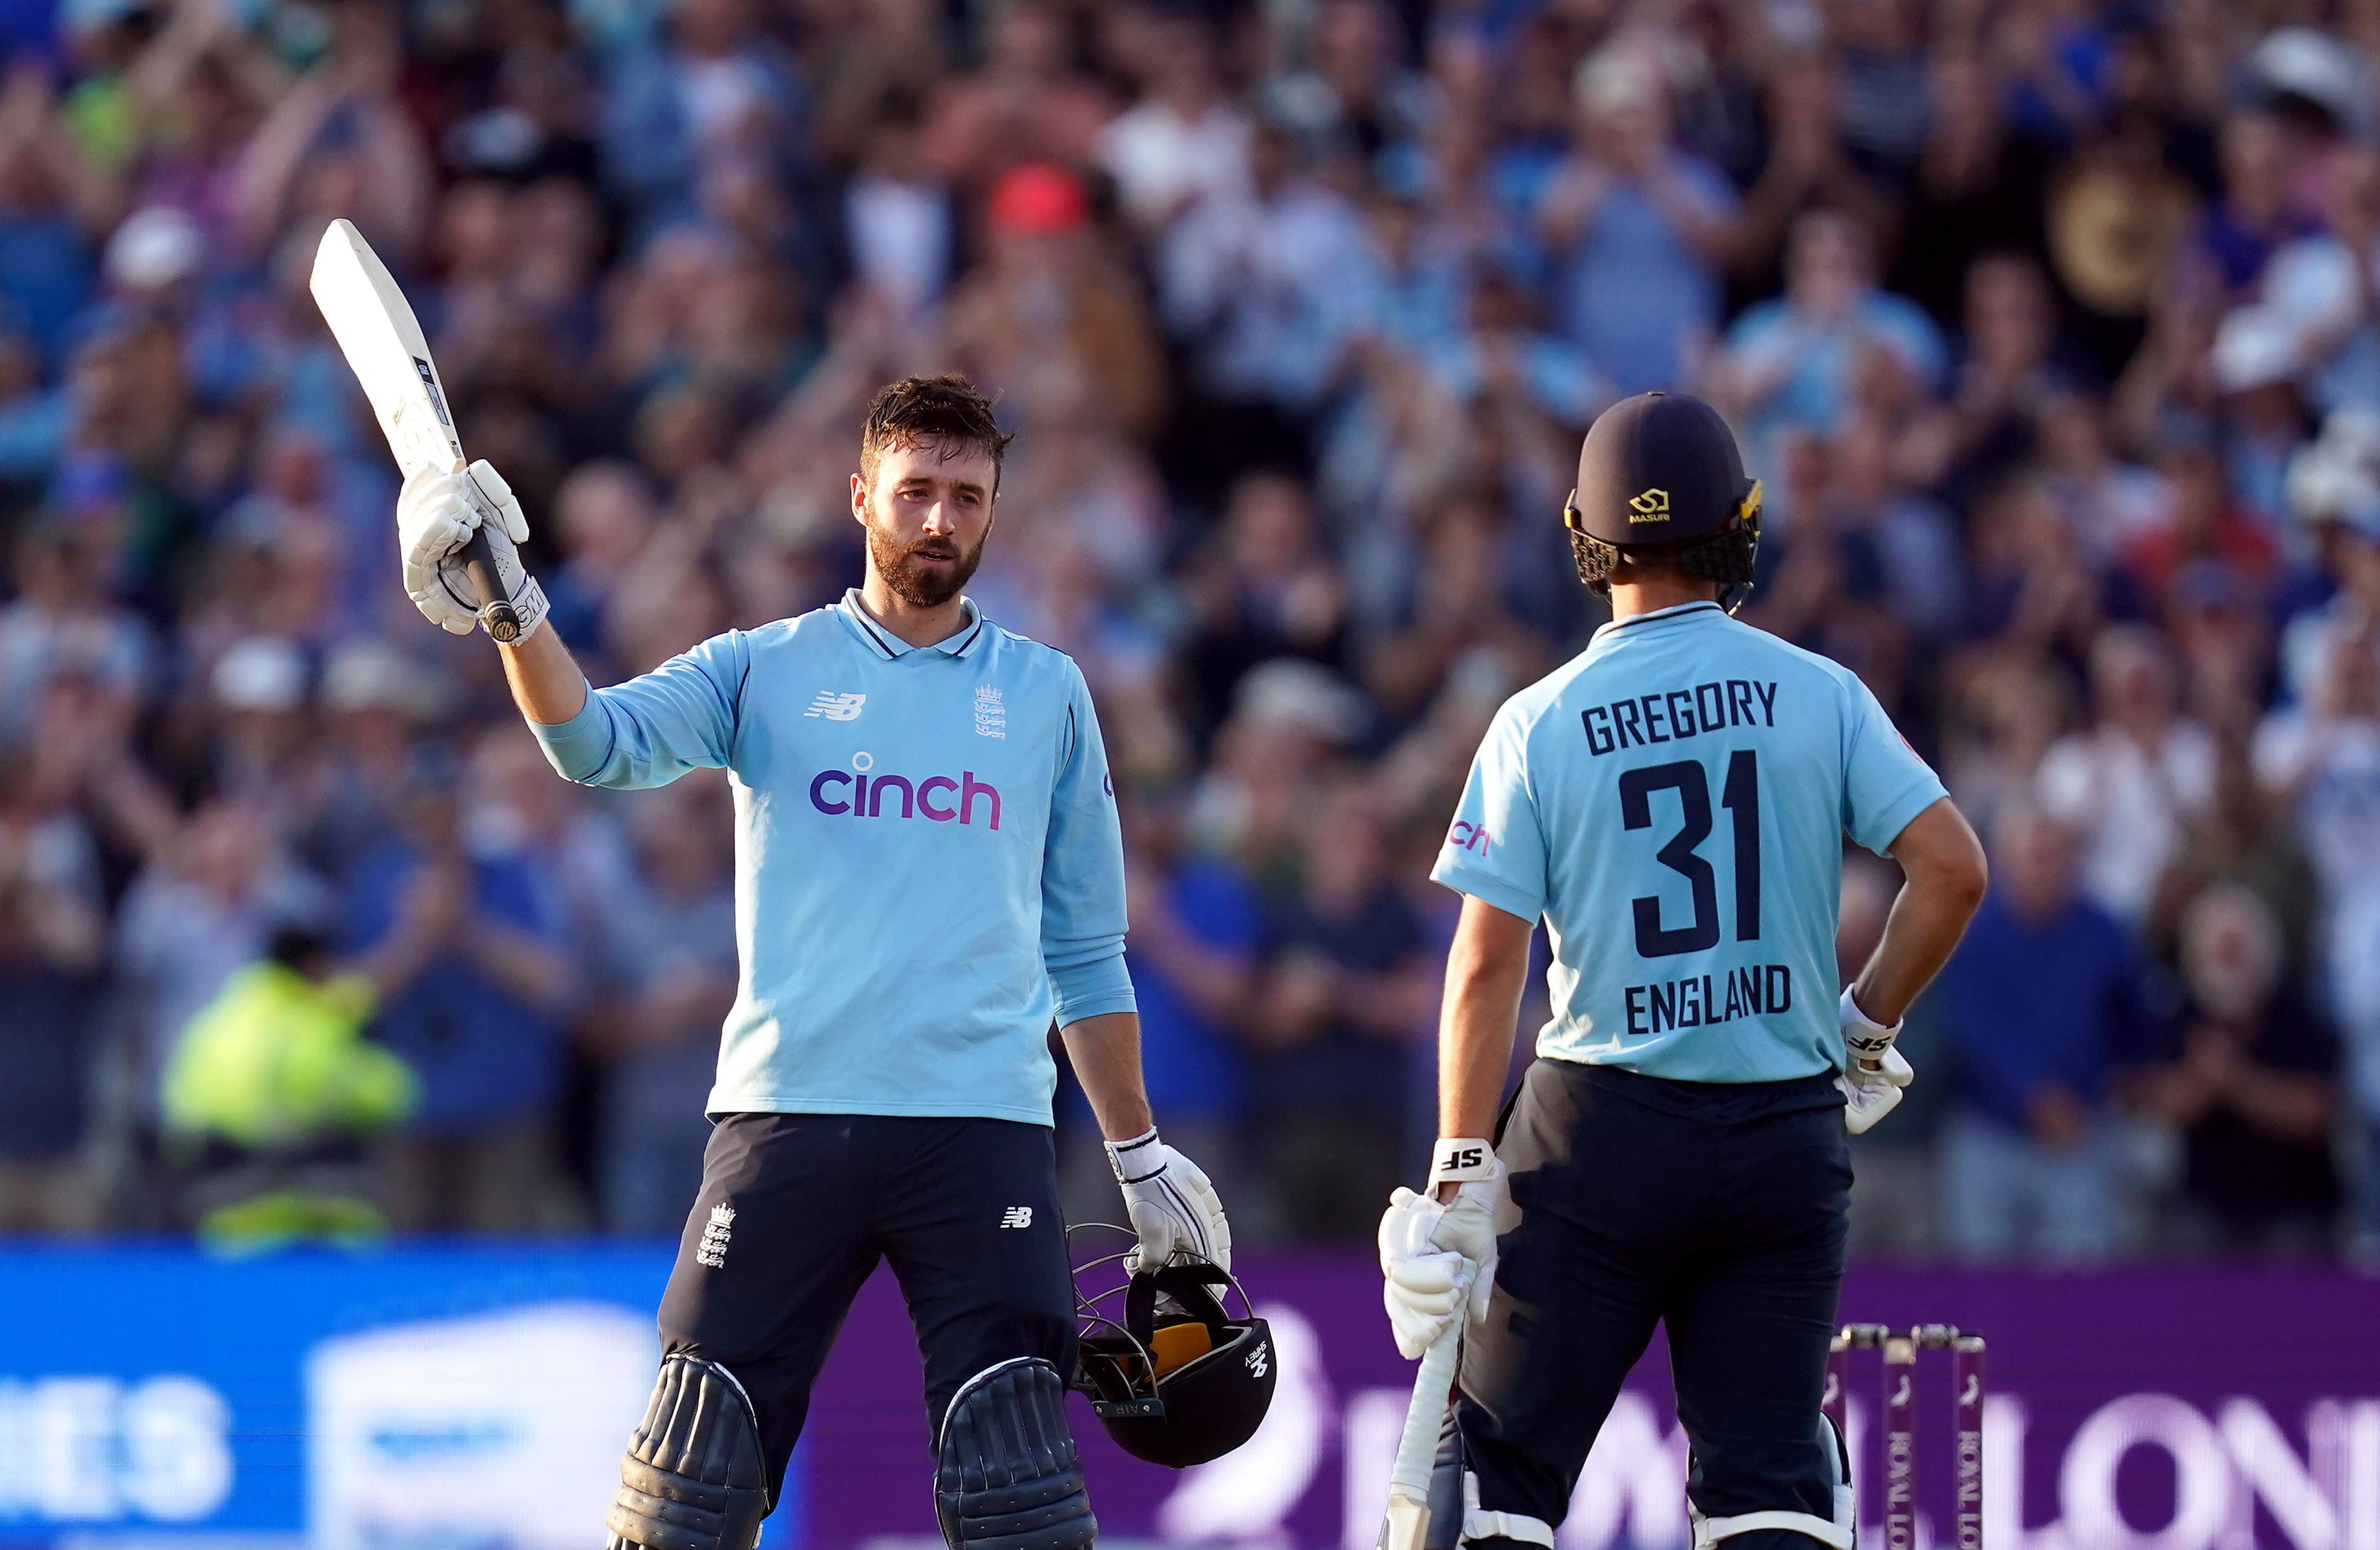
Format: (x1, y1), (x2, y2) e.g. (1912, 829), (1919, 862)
(1379, 1287), (1467, 1550)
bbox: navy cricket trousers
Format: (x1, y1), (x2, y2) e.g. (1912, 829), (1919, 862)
(656, 1113), (1079, 1506)
(1457, 1058), (1851, 1550)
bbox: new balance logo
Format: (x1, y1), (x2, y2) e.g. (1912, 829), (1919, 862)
(804, 691), (867, 721)
(696, 1204), (735, 1268)
(999, 1207), (1033, 1229)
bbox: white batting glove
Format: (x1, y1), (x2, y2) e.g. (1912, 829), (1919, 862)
(1835, 986), (1915, 1135)
(396, 459), (548, 640)
(1377, 1139), (1503, 1359)
(1109, 1128), (1231, 1274)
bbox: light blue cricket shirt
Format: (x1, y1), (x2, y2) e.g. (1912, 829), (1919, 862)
(531, 590), (1135, 1125)
(1431, 601), (1947, 1084)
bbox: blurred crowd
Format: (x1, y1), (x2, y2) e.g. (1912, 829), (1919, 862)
(3, 0), (2379, 1260)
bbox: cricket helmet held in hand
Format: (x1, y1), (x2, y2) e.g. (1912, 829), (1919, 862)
(1070, 1230), (1275, 1469)
(1563, 391), (1763, 608)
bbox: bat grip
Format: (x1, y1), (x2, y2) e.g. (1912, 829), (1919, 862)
(458, 529), (522, 643)
(1391, 1289), (1466, 1496)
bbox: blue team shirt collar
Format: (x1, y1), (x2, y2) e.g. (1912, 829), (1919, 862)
(1591, 600), (1726, 642)
(836, 589), (989, 660)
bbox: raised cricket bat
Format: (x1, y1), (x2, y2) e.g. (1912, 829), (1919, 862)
(1379, 1286), (1466, 1550)
(309, 217), (522, 641)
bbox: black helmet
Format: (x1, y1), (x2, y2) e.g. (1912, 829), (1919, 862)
(1070, 1230), (1275, 1469)
(1562, 391), (1762, 608)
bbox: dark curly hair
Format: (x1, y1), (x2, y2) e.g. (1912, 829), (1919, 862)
(860, 374), (1017, 492)
(1571, 522), (1759, 601)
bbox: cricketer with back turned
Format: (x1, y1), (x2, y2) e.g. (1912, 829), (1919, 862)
(389, 376), (1229, 1549)
(1379, 393), (1991, 1550)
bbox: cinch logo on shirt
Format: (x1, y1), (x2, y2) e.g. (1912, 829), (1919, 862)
(1447, 819), (1491, 855)
(809, 762), (1002, 828)
(804, 691), (867, 721)
(1583, 680), (1776, 757)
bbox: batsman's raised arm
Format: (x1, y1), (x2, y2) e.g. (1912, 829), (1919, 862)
(396, 457), (745, 786)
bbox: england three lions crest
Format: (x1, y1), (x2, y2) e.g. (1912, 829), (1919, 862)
(973, 686), (1006, 738)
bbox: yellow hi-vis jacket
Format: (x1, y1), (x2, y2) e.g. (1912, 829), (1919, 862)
(163, 962), (418, 1150)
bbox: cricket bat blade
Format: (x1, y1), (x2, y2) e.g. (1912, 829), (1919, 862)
(309, 217), (519, 639)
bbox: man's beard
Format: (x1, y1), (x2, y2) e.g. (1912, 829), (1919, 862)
(867, 513), (991, 608)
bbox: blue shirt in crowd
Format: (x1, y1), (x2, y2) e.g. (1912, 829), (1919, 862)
(530, 591), (1135, 1126)
(1128, 859), (1256, 1123)
(1935, 892), (2149, 1132)
(342, 841), (564, 1135)
(1554, 161), (1735, 397)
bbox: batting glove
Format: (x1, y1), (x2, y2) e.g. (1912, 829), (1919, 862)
(1835, 986), (1915, 1135)
(1109, 1127), (1231, 1274)
(396, 459), (548, 641)
(1377, 1139), (1503, 1359)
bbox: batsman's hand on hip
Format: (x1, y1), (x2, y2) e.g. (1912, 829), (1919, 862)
(396, 459), (549, 640)
(1835, 986), (1915, 1134)
(1108, 1127), (1231, 1273)
(1377, 1138), (1503, 1359)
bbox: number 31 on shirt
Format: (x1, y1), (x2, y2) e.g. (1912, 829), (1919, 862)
(1618, 751), (1759, 959)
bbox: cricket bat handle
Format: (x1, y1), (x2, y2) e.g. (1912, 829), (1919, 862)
(1380, 1286), (1467, 1550)
(456, 515), (522, 643)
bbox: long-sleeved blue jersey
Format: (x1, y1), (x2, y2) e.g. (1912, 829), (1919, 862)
(531, 591), (1135, 1125)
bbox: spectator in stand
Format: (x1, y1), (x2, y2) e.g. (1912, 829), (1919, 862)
(1095, 7), (1250, 238)
(1159, 119), (1374, 482)
(1060, 793), (1259, 1231)
(339, 755), (575, 1232)
(1264, 0), (1428, 167)
(1936, 805), (2153, 1263)
(1888, 50), (2054, 329)
(161, 921), (422, 1248)
(1707, 207), (1945, 499)
(114, 799), (332, 1132)
(2192, 111), (2299, 300)
(541, 459), (661, 674)
(2135, 884), (2340, 1256)
(2257, 623), (2380, 1169)
(597, 0), (804, 240)
(0, 520), (152, 738)
(943, 162), (1167, 444)
(1245, 778), (1433, 1240)
(921, 0), (1113, 193)
(1177, 473), (1353, 729)
(2036, 625), (2219, 930)
(1905, 252), (2062, 503)
(584, 772), (736, 1235)
(1531, 47), (1736, 398)
(0, 747), (104, 1232)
